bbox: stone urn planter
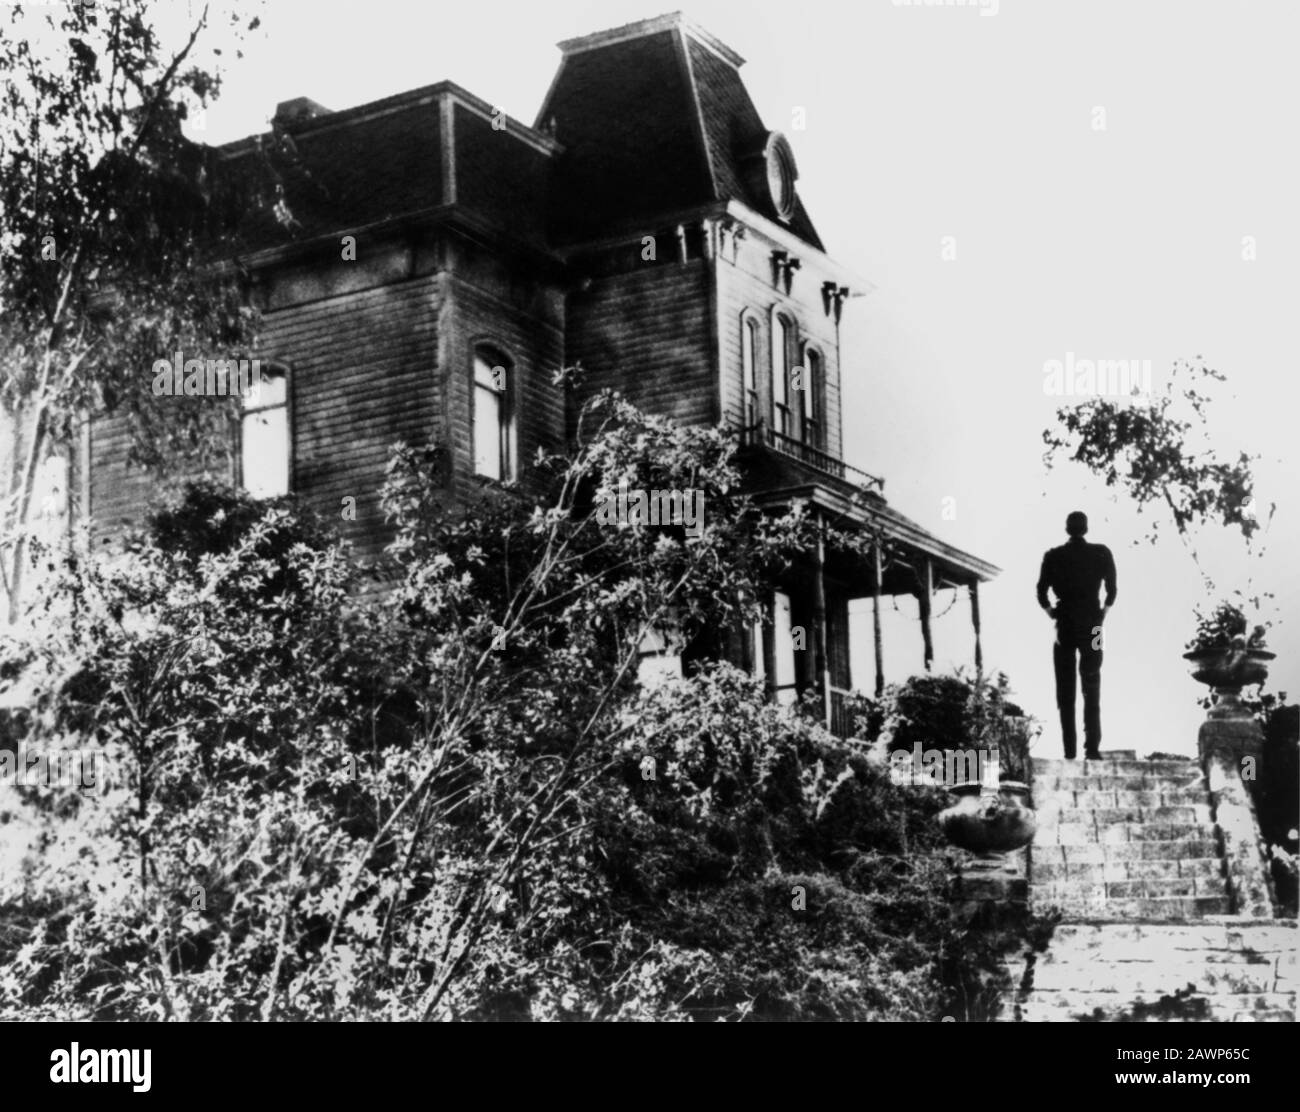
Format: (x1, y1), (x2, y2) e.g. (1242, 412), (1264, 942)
(938, 780), (1036, 858)
(1183, 641), (1275, 765)
(1183, 646), (1274, 691)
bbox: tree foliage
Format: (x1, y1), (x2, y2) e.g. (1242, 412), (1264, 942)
(1042, 359), (1270, 550)
(0, 0), (265, 622)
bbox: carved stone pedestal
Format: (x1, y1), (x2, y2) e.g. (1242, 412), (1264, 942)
(1198, 685), (1273, 918)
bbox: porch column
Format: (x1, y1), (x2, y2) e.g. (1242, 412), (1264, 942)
(970, 580), (983, 674)
(814, 519), (831, 729)
(872, 542), (884, 697)
(918, 558), (934, 673)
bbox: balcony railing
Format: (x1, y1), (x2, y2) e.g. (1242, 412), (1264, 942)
(741, 422), (885, 495)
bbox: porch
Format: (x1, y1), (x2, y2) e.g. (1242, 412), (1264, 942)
(737, 421), (1000, 738)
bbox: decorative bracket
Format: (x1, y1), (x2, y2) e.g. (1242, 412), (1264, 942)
(772, 251), (801, 295)
(822, 282), (850, 324)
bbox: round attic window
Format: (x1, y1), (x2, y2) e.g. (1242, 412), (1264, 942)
(764, 132), (798, 223)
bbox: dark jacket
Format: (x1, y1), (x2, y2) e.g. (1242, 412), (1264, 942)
(1037, 537), (1117, 628)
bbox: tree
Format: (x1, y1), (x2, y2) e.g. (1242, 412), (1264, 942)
(0, 0), (265, 623)
(1042, 358), (1271, 564)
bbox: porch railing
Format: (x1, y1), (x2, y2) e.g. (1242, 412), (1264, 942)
(828, 685), (863, 741)
(741, 422), (885, 495)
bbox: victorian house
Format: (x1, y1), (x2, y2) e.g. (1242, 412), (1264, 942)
(81, 12), (998, 735)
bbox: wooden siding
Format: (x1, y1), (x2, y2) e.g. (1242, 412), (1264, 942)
(85, 232), (570, 563)
(88, 414), (225, 545)
(86, 269), (439, 564)
(439, 257), (567, 502)
(260, 273), (440, 564)
(565, 258), (716, 432)
(717, 226), (844, 463)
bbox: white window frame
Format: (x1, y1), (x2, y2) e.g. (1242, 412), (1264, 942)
(772, 590), (797, 705)
(741, 312), (760, 429)
(239, 363), (290, 499)
(771, 312), (793, 437)
(801, 343), (823, 449)
(472, 346), (515, 481)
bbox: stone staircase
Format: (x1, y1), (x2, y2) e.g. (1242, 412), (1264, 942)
(1030, 753), (1229, 919)
(1005, 751), (1298, 1022)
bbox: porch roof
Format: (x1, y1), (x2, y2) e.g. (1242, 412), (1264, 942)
(736, 429), (997, 596)
(752, 480), (1000, 592)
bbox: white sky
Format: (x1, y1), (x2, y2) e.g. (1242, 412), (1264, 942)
(181, 0), (1299, 758)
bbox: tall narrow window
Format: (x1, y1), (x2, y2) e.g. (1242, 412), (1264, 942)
(772, 316), (790, 436)
(473, 349), (513, 481)
(772, 591), (797, 705)
(241, 365), (289, 499)
(802, 348), (822, 448)
(742, 317), (759, 428)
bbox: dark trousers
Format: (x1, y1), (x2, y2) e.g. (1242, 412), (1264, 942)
(1053, 617), (1103, 758)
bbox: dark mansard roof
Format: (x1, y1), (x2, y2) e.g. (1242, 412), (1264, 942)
(211, 12), (823, 258)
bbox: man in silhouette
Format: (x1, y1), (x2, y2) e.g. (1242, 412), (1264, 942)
(1037, 512), (1117, 759)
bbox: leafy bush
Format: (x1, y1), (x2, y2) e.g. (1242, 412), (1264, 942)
(1187, 598), (1271, 652)
(854, 671), (1039, 784)
(0, 398), (1027, 1020)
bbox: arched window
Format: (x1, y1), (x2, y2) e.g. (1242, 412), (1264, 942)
(771, 313), (794, 437)
(473, 346), (514, 481)
(802, 346), (823, 449)
(741, 314), (760, 428)
(241, 362), (289, 499)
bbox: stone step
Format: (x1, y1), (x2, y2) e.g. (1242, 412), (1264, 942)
(1037, 789), (1208, 808)
(1011, 990), (1296, 1023)
(1032, 857), (1225, 883)
(1041, 822), (1213, 846)
(1038, 939), (1298, 971)
(1034, 750), (1140, 763)
(1033, 875), (1228, 903)
(1034, 780), (1206, 801)
(999, 924), (1299, 1022)
(1030, 894), (1232, 919)
(1037, 759), (1203, 775)
(1046, 920), (1298, 948)
(1034, 839), (1222, 867)
(1037, 771), (1207, 791)
(1036, 804), (1214, 827)
(1031, 960), (1279, 995)
(1034, 757), (1200, 777)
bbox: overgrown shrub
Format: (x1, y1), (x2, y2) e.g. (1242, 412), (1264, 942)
(0, 398), (1027, 1020)
(850, 671), (1040, 784)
